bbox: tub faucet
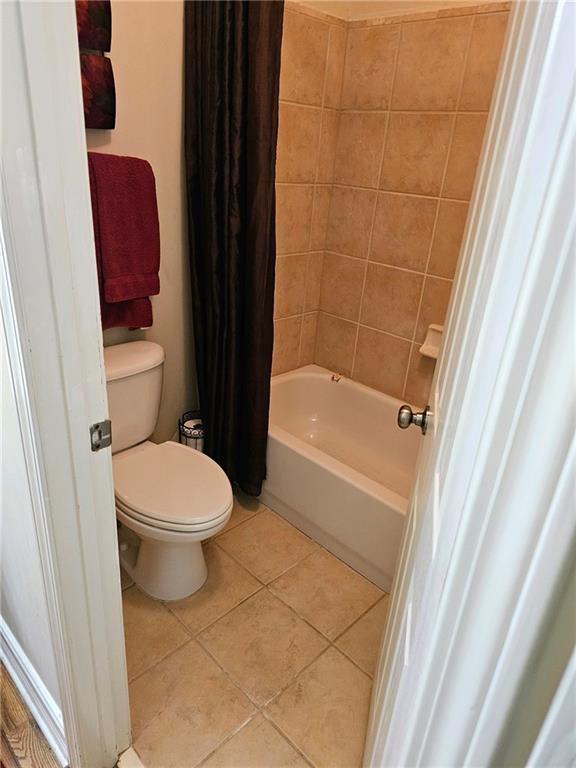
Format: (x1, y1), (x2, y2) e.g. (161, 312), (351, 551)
(331, 373), (341, 383)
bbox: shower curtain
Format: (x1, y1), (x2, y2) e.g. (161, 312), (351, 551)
(184, 1), (283, 496)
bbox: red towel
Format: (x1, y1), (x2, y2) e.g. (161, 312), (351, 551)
(87, 152), (160, 329)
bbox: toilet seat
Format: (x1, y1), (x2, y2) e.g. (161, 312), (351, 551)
(113, 441), (233, 532)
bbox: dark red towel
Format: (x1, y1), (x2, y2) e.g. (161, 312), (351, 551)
(88, 152), (160, 329)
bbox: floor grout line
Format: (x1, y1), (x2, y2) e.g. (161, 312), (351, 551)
(123, 497), (388, 765)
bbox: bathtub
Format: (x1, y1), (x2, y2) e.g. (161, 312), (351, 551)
(261, 365), (421, 591)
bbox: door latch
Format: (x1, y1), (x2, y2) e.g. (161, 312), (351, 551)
(397, 405), (430, 435)
(90, 419), (112, 451)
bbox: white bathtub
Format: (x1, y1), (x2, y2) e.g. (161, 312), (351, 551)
(261, 365), (421, 590)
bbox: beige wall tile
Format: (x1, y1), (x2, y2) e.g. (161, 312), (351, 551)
(404, 344), (436, 406)
(202, 715), (310, 768)
(276, 185), (314, 254)
(317, 110), (340, 183)
(380, 113), (453, 196)
(273, 316), (302, 375)
(325, 186), (377, 259)
(320, 253), (366, 321)
(304, 252), (324, 311)
(277, 104), (322, 184)
(265, 648), (372, 768)
(324, 24), (347, 108)
(198, 589), (327, 706)
(341, 25), (400, 110)
(334, 112), (388, 188)
(428, 200), (469, 279)
(460, 12), (509, 111)
(360, 264), (423, 339)
(415, 276), (453, 342)
(442, 113), (487, 200)
(310, 186), (332, 250)
(274, 254), (308, 319)
(353, 327), (411, 398)
(370, 192), (437, 271)
(300, 312), (319, 364)
(280, 11), (329, 106)
(315, 313), (356, 375)
(392, 16), (472, 110)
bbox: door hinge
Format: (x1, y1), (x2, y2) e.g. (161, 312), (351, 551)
(90, 419), (112, 452)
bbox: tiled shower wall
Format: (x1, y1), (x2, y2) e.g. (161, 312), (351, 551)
(273, 1), (510, 406)
(273, 4), (346, 374)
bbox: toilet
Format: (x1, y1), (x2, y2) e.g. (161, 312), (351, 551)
(104, 341), (233, 601)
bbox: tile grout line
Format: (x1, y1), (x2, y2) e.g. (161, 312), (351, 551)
(296, 20), (332, 367)
(125, 505), (385, 767)
(127, 634), (196, 687)
(351, 23), (402, 378)
(400, 13), (476, 400)
(314, 309), (432, 347)
(277, 178), (480, 202)
(313, 23), (349, 366)
(319, 248), (456, 278)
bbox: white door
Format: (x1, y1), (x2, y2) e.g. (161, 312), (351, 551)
(365, 1), (576, 765)
(1, 3), (131, 766)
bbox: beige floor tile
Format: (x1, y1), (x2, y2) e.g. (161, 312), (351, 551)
(201, 714), (311, 767)
(269, 549), (382, 640)
(216, 510), (317, 584)
(265, 647), (372, 768)
(130, 640), (255, 768)
(166, 543), (262, 635)
(122, 587), (190, 681)
(199, 589), (328, 706)
(335, 595), (390, 675)
(218, 490), (265, 535)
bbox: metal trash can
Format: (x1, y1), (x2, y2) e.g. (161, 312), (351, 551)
(179, 410), (204, 452)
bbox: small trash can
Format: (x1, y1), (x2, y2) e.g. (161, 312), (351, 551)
(179, 410), (204, 452)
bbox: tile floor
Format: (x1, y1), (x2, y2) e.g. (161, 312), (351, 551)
(122, 493), (391, 768)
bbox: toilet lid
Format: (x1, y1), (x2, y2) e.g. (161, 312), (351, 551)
(113, 441), (232, 528)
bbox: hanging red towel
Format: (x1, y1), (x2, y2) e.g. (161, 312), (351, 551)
(87, 151), (160, 329)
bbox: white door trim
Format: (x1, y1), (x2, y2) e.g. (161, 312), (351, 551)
(365, 0), (576, 764)
(1, 3), (130, 766)
(0, 619), (68, 767)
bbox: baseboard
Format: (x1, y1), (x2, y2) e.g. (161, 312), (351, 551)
(0, 618), (68, 767)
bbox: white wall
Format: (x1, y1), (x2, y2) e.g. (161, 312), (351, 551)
(0, 319), (61, 707)
(86, 0), (196, 442)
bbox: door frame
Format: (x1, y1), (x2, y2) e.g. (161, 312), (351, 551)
(1, 2), (130, 766)
(365, 0), (575, 764)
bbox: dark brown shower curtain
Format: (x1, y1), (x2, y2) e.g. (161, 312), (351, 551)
(184, 1), (283, 496)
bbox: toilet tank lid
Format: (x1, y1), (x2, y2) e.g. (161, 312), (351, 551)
(104, 341), (164, 382)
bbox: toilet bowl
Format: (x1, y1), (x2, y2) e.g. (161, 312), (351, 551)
(104, 341), (233, 601)
(113, 440), (232, 601)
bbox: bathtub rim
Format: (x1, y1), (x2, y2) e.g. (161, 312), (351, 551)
(268, 364), (416, 516)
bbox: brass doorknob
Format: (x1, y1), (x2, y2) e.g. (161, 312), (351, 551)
(397, 404), (430, 435)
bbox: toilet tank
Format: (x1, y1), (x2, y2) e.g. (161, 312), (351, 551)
(104, 341), (165, 454)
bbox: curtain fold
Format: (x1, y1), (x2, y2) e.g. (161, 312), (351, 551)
(184, 1), (283, 495)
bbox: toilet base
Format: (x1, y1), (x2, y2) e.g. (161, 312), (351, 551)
(120, 534), (208, 601)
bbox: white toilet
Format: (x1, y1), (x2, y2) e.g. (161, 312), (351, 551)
(104, 341), (233, 601)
